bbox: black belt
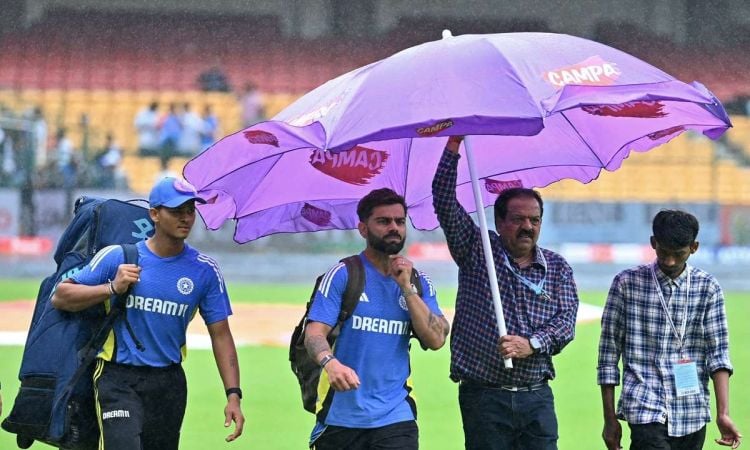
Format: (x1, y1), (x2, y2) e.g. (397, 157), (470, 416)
(461, 379), (548, 392)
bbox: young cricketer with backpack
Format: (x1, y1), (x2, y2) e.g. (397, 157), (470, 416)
(51, 177), (244, 449)
(304, 188), (450, 449)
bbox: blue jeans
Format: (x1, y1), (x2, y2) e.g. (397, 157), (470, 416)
(458, 381), (558, 450)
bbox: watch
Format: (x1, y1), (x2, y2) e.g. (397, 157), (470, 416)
(402, 283), (419, 297)
(529, 336), (542, 354)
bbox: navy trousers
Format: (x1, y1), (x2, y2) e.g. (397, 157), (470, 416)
(629, 423), (706, 450)
(458, 381), (558, 450)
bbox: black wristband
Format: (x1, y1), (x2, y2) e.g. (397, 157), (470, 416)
(225, 387), (242, 399)
(319, 354), (336, 368)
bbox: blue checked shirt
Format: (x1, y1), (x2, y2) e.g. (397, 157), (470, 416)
(432, 149), (579, 386)
(597, 263), (733, 437)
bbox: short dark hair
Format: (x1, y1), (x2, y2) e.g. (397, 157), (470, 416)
(652, 209), (699, 248)
(357, 188), (407, 221)
(494, 188), (544, 220)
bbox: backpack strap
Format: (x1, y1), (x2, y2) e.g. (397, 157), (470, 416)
(336, 255), (364, 326)
(409, 268), (423, 297)
(117, 244), (145, 352)
(408, 267), (430, 350)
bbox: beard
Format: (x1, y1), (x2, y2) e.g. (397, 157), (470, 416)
(367, 230), (405, 255)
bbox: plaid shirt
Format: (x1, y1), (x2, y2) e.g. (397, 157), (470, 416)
(432, 149), (579, 386)
(597, 263), (733, 437)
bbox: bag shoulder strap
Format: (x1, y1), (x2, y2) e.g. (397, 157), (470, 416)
(121, 243), (139, 266)
(336, 255), (364, 326)
(410, 267), (423, 297)
(117, 243), (145, 352)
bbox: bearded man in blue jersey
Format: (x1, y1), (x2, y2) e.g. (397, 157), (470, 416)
(52, 177), (244, 449)
(304, 188), (450, 450)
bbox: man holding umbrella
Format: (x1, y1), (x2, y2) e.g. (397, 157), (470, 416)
(432, 136), (579, 449)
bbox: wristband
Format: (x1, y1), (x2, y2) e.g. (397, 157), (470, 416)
(225, 387), (242, 399)
(107, 279), (119, 296)
(319, 354), (336, 368)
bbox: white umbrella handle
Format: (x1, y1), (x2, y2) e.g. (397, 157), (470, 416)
(463, 137), (513, 369)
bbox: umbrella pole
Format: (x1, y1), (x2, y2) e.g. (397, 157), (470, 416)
(463, 137), (513, 369)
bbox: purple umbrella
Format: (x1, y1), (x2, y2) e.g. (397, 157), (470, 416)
(184, 31), (730, 367)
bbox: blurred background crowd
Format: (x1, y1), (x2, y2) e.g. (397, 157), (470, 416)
(0, 0), (749, 281)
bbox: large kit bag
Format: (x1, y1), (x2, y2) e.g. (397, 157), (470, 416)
(288, 254), (422, 417)
(1, 196), (153, 449)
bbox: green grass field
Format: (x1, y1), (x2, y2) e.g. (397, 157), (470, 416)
(0, 282), (747, 449)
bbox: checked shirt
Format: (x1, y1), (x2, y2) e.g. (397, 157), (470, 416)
(432, 149), (579, 386)
(597, 263), (733, 437)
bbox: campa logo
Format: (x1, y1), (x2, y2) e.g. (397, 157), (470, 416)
(416, 119), (454, 137)
(301, 203), (332, 226)
(582, 101), (667, 118)
(648, 125), (684, 141)
(244, 130), (279, 147)
(485, 178), (523, 194)
(544, 56), (621, 87)
(309, 146), (387, 185)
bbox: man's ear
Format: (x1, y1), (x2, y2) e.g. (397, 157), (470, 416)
(690, 241), (699, 254)
(650, 236), (657, 249)
(357, 221), (367, 238)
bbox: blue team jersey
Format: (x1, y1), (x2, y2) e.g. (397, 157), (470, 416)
(72, 240), (231, 366)
(308, 253), (442, 429)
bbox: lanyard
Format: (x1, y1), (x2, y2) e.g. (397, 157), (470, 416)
(651, 262), (691, 351)
(503, 251), (550, 300)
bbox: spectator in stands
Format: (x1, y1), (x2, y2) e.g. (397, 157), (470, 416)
(134, 102), (161, 157)
(23, 106), (48, 168)
(158, 103), (182, 171)
(0, 128), (15, 186)
(201, 105), (219, 152)
(55, 127), (77, 188)
(198, 64), (231, 93)
(238, 81), (265, 128)
(598, 210), (742, 450)
(177, 103), (204, 157)
(95, 133), (126, 189)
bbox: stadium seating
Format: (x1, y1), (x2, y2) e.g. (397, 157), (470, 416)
(1, 8), (749, 201)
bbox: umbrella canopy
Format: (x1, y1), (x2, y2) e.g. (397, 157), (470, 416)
(184, 32), (730, 243)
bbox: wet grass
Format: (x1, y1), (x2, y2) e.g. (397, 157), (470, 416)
(0, 289), (747, 449)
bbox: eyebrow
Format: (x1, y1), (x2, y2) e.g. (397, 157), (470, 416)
(374, 216), (406, 221)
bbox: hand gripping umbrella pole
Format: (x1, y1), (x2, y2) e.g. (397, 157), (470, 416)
(464, 137), (513, 369)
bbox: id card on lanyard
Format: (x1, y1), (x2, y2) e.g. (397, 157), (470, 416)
(504, 251), (550, 301)
(651, 263), (699, 397)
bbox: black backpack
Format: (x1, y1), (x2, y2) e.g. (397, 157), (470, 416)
(1, 196), (153, 449)
(288, 254), (423, 417)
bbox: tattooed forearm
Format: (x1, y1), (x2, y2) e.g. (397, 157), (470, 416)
(427, 313), (450, 338)
(305, 334), (332, 360)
